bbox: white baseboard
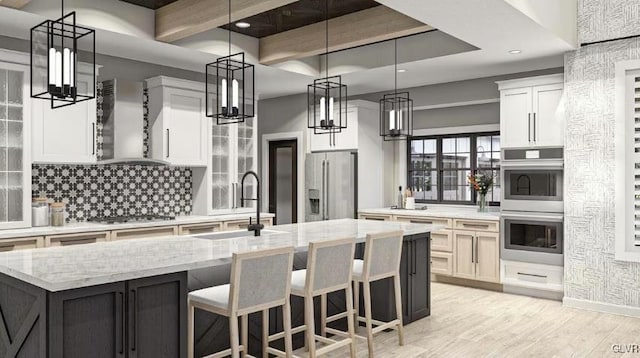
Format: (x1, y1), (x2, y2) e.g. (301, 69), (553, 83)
(563, 297), (640, 318)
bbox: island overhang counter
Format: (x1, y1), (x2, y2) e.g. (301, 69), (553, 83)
(0, 219), (441, 358)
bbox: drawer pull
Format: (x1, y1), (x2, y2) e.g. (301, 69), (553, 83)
(0, 244), (16, 252)
(411, 220), (433, 224)
(60, 238), (97, 246)
(462, 223), (490, 229)
(517, 272), (547, 279)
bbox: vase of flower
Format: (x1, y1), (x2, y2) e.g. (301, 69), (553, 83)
(468, 172), (494, 212)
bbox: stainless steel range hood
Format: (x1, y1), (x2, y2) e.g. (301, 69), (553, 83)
(99, 79), (169, 166)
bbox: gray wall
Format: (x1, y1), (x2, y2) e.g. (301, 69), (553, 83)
(564, 0), (640, 308)
(0, 35), (203, 82)
(352, 68), (562, 130)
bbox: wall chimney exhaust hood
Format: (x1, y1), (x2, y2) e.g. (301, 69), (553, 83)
(100, 79), (169, 166)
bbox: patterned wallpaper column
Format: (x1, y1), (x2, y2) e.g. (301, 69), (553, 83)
(564, 0), (640, 307)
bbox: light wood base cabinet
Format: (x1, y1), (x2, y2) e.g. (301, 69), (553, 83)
(223, 218), (273, 231)
(453, 230), (500, 283)
(0, 237), (44, 251)
(111, 226), (178, 241)
(46, 232), (110, 247)
(430, 252), (453, 276)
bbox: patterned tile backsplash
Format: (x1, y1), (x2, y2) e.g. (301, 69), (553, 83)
(32, 164), (193, 223)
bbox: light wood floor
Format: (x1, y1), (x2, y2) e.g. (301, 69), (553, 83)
(305, 282), (640, 358)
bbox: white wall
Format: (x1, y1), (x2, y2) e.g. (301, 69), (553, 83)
(22, 0), (155, 40)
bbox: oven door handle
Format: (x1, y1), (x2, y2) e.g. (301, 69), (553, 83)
(500, 212), (564, 222)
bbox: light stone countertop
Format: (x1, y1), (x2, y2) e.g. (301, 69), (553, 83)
(0, 219), (442, 292)
(359, 205), (501, 221)
(0, 212), (275, 240)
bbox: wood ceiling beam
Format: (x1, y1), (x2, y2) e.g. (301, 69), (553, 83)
(259, 6), (433, 65)
(156, 0), (298, 43)
(0, 0), (31, 9)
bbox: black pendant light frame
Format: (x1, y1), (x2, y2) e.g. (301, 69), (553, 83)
(307, 0), (348, 145)
(380, 39), (413, 141)
(206, 0), (255, 125)
(30, 0), (95, 109)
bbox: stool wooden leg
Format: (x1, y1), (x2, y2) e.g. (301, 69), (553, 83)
(188, 303), (195, 358)
(363, 281), (375, 358)
(393, 274), (405, 346)
(304, 295), (317, 358)
(345, 286), (357, 358)
(230, 314), (241, 358)
(283, 300), (294, 358)
(262, 309), (269, 358)
(320, 293), (327, 337)
(353, 281), (360, 325)
(241, 315), (249, 357)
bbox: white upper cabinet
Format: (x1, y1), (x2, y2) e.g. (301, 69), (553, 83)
(498, 74), (564, 148)
(0, 60), (31, 229)
(309, 107), (359, 152)
(32, 71), (97, 164)
(146, 76), (208, 167)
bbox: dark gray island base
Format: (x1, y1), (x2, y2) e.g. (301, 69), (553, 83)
(0, 271), (187, 358)
(0, 227), (432, 357)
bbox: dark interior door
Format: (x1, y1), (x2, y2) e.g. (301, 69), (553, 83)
(268, 140), (298, 224)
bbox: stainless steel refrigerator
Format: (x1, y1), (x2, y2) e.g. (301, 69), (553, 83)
(305, 151), (358, 222)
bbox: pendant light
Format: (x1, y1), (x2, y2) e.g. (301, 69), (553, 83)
(307, 0), (348, 146)
(30, 0), (96, 109)
(206, 0), (255, 125)
(380, 39), (413, 141)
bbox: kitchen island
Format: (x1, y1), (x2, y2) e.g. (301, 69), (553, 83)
(0, 219), (441, 358)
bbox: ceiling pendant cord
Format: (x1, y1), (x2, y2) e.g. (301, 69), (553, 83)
(228, 0), (231, 57)
(394, 39), (398, 97)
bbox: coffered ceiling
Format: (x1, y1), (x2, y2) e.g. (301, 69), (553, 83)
(219, 0), (380, 38)
(120, 0), (178, 10)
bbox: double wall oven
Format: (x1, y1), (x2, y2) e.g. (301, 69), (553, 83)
(501, 148), (564, 266)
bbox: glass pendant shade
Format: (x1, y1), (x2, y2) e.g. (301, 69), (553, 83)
(380, 92), (413, 141)
(30, 11), (95, 109)
(307, 75), (347, 135)
(206, 52), (255, 125)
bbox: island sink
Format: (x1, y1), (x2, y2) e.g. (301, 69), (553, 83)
(192, 229), (286, 240)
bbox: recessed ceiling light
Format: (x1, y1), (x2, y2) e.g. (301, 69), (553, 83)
(235, 22), (251, 29)
(509, 50), (522, 54)
(397, 69), (407, 73)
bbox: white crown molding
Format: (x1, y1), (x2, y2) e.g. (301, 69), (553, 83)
(496, 73), (564, 90)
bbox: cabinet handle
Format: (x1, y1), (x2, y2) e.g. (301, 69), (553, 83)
(517, 272), (547, 279)
(60, 237), (97, 246)
(528, 113), (531, 143)
(118, 292), (124, 355)
(533, 112), (537, 142)
(475, 236), (479, 264)
(130, 289), (137, 352)
(92, 123), (96, 155)
(413, 239), (417, 275)
(166, 129), (170, 158)
(471, 236), (475, 263)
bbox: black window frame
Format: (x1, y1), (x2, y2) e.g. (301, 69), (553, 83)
(407, 131), (501, 206)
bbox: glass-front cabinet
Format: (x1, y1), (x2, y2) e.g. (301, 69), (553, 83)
(0, 62), (30, 229)
(209, 118), (256, 213)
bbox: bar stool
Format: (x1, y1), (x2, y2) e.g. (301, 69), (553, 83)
(350, 231), (405, 358)
(274, 238), (357, 358)
(188, 246), (295, 358)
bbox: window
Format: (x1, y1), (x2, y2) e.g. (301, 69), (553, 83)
(614, 61), (640, 261)
(408, 132), (500, 205)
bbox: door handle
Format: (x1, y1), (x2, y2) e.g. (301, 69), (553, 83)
(130, 289), (137, 352)
(533, 112), (537, 142)
(326, 160), (330, 220)
(92, 123), (96, 156)
(117, 291), (124, 355)
(321, 160), (326, 219)
(475, 236), (479, 264)
(413, 239), (417, 275)
(166, 128), (170, 158)
(528, 113), (531, 143)
(517, 272), (547, 279)
(471, 236), (475, 263)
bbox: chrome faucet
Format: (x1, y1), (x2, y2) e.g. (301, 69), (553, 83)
(240, 171), (264, 237)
